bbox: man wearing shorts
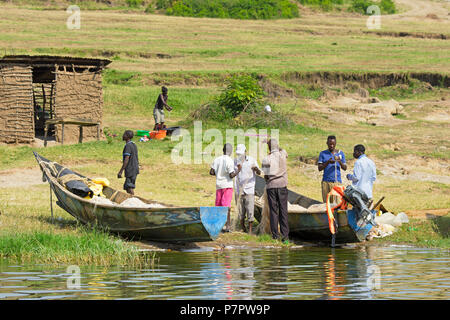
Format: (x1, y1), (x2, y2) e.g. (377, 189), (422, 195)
(210, 143), (240, 232)
(153, 86), (172, 131)
(118, 130), (139, 195)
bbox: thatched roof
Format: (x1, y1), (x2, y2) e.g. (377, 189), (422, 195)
(0, 55), (112, 68)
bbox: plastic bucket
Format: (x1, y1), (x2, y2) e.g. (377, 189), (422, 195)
(150, 130), (167, 140)
(136, 130), (150, 137)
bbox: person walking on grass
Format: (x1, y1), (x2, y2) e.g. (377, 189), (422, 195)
(234, 144), (261, 234)
(153, 86), (172, 131)
(210, 143), (240, 233)
(262, 138), (289, 244)
(118, 130), (139, 195)
(346, 144), (376, 200)
(318, 135), (347, 203)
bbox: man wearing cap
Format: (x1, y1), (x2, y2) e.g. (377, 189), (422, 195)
(261, 139), (289, 244)
(234, 144), (261, 234)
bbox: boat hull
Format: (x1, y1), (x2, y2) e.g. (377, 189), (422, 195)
(35, 152), (228, 242)
(253, 176), (370, 243)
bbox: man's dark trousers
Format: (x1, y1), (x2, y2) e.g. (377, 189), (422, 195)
(266, 187), (289, 240)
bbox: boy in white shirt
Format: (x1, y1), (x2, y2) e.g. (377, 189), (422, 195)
(210, 143), (240, 232)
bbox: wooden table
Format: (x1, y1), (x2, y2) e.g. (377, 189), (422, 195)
(44, 118), (100, 147)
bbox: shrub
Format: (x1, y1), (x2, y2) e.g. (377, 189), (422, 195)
(126, 0), (143, 8)
(350, 0), (373, 14)
(156, 0), (172, 9)
(380, 0), (396, 14)
(218, 74), (265, 117)
(191, 74), (294, 128)
(350, 0), (396, 14)
(297, 0), (343, 11)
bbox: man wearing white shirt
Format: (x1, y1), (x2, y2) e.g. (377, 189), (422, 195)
(346, 144), (377, 199)
(234, 144), (261, 234)
(210, 143), (240, 232)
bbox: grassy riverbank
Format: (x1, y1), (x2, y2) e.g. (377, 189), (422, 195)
(371, 215), (450, 248)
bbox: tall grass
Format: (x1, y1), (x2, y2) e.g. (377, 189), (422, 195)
(0, 228), (155, 266)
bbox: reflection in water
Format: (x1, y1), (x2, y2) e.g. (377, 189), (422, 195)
(323, 250), (345, 300)
(0, 246), (449, 300)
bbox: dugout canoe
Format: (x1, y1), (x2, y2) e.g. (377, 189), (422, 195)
(253, 176), (373, 244)
(34, 152), (228, 242)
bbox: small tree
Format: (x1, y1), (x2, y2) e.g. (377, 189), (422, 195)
(217, 74), (265, 117)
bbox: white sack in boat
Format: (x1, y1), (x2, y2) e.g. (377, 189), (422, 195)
(120, 197), (166, 208)
(91, 196), (115, 206)
(306, 203), (327, 213)
(287, 203), (307, 213)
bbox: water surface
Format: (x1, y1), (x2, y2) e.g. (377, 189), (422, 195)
(0, 245), (448, 300)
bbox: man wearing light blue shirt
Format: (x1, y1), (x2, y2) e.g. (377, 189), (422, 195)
(346, 144), (376, 199)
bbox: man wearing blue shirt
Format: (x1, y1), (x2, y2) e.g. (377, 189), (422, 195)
(346, 144), (377, 199)
(318, 136), (347, 202)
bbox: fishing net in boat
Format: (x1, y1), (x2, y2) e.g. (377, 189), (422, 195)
(90, 196), (166, 208)
(255, 189), (271, 235)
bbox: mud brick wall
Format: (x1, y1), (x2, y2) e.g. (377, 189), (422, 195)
(0, 64), (34, 143)
(54, 70), (103, 144)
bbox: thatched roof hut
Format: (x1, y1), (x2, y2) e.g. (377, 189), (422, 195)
(0, 55), (111, 144)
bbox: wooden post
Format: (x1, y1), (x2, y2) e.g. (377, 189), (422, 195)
(96, 124), (100, 141)
(79, 125), (83, 144)
(61, 123), (65, 145)
(50, 184), (54, 223)
(44, 124), (48, 147)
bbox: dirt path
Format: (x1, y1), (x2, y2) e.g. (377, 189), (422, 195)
(392, 0), (449, 19)
(405, 208), (450, 219)
(0, 168), (44, 188)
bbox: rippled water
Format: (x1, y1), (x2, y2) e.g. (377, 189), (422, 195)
(0, 245), (449, 300)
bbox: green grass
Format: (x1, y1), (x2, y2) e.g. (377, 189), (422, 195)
(0, 4), (449, 255)
(373, 215), (450, 248)
(0, 228), (155, 266)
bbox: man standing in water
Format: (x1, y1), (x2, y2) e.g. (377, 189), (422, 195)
(318, 135), (347, 203)
(153, 86), (172, 131)
(118, 130), (139, 195)
(210, 143), (240, 232)
(262, 138), (289, 244)
(347, 144), (377, 200)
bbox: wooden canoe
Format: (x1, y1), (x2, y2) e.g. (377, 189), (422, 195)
(34, 152), (228, 242)
(253, 176), (372, 243)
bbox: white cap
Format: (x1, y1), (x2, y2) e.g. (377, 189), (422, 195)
(236, 144), (246, 155)
(264, 105), (272, 112)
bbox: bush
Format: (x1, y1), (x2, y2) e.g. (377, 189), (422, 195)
(297, 0), (343, 11)
(218, 74), (265, 117)
(126, 0), (143, 8)
(380, 0), (396, 14)
(191, 74), (294, 128)
(156, 0), (172, 9)
(350, 0), (396, 14)
(165, 0), (299, 20)
(350, 0), (373, 14)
